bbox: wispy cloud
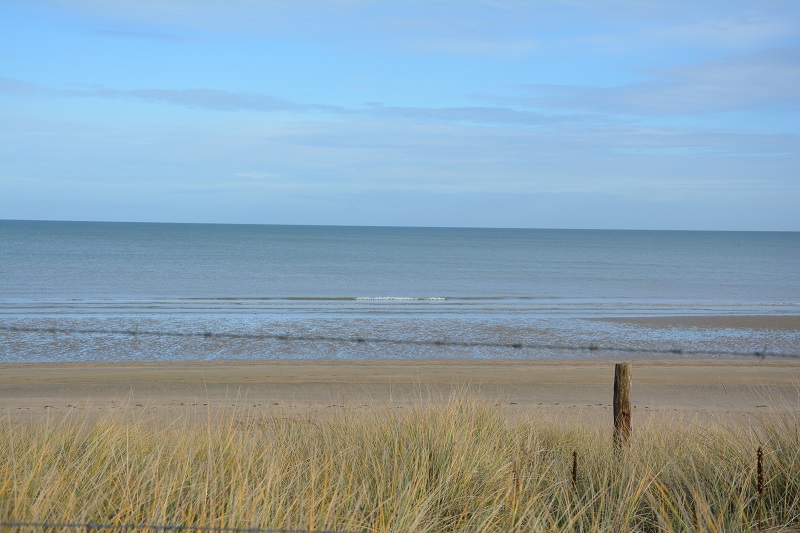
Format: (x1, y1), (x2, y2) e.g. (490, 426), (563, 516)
(364, 103), (564, 125)
(85, 87), (330, 113)
(0, 78), (335, 113)
(406, 38), (537, 59)
(84, 28), (196, 42)
(516, 48), (800, 115)
(234, 171), (284, 180)
(0, 77), (51, 96)
(651, 15), (797, 49)
(0, 76), (581, 126)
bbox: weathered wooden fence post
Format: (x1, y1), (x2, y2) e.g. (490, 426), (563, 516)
(757, 446), (765, 525)
(572, 450), (578, 491)
(614, 363), (632, 448)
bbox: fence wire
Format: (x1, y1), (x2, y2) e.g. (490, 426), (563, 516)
(0, 522), (353, 533)
(1, 325), (798, 359)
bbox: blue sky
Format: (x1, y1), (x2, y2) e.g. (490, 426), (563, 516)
(1, 0), (798, 230)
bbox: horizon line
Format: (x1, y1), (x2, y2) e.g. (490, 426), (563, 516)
(1, 218), (798, 233)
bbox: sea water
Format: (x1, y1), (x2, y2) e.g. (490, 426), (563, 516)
(1, 220), (798, 362)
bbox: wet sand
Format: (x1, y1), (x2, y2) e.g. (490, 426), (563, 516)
(595, 315), (800, 330)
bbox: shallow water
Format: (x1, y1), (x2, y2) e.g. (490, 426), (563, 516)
(2, 221), (798, 362)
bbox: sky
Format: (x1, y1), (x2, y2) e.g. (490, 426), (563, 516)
(1, 1), (798, 230)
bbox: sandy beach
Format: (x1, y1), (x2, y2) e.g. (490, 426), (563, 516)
(3, 316), (798, 425)
(2, 358), (798, 426)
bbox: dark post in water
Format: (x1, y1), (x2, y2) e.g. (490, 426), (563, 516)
(613, 363), (632, 448)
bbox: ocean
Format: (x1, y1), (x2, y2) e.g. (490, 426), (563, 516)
(1, 220), (798, 362)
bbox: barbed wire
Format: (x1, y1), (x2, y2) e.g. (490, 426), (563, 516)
(1, 325), (798, 359)
(0, 522), (355, 533)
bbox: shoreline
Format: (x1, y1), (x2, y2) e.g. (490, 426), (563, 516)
(592, 314), (800, 330)
(4, 314), (798, 424)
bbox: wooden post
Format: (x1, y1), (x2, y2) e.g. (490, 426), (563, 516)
(572, 450), (578, 491)
(757, 446), (764, 525)
(614, 363), (632, 448)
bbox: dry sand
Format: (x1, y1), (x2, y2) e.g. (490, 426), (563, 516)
(2, 315), (798, 427)
(2, 359), (798, 427)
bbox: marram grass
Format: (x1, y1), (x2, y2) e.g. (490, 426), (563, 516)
(2, 395), (798, 532)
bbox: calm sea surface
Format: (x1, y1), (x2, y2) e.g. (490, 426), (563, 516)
(2, 220), (798, 362)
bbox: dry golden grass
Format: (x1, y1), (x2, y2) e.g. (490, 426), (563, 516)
(2, 392), (799, 532)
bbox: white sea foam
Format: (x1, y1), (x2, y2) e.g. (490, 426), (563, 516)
(356, 297), (446, 301)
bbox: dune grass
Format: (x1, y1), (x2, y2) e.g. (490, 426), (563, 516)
(2, 395), (798, 532)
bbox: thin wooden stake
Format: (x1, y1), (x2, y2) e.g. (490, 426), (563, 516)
(572, 450), (578, 491)
(512, 467), (519, 507)
(757, 446), (764, 499)
(613, 363), (632, 448)
(757, 446), (764, 525)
